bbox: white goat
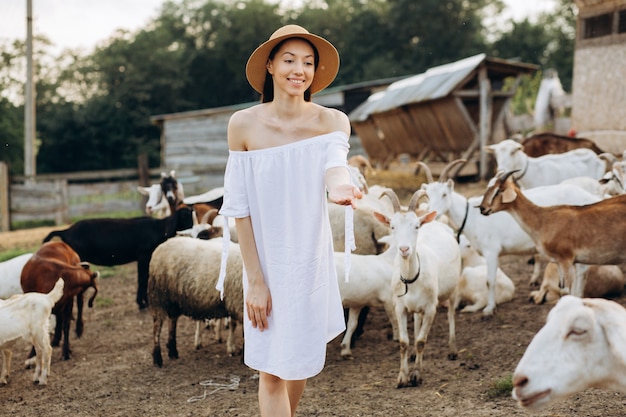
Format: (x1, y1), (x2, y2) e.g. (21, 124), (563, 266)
(334, 236), (397, 359)
(530, 262), (624, 305)
(457, 235), (515, 313)
(512, 295), (626, 410)
(486, 139), (606, 189)
(373, 190), (461, 388)
(0, 278), (64, 386)
(420, 160), (600, 316)
(0, 253), (33, 299)
(479, 170), (626, 298)
(137, 183), (171, 218)
(149, 237), (243, 367)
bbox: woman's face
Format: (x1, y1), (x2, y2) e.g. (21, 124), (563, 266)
(266, 38), (315, 97)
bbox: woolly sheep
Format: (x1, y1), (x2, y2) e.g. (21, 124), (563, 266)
(148, 237), (243, 367)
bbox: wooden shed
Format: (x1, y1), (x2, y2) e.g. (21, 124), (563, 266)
(348, 54), (537, 178)
(572, 0), (626, 154)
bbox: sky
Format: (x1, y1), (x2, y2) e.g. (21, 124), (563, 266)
(0, 0), (558, 54)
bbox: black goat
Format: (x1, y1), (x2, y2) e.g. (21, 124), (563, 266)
(42, 205), (194, 309)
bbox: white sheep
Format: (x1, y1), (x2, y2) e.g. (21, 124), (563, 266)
(148, 237), (243, 367)
(457, 235), (515, 313)
(530, 262), (625, 305)
(512, 295), (626, 410)
(486, 139), (606, 189)
(374, 190), (461, 388)
(334, 236), (397, 359)
(0, 253), (33, 299)
(420, 159), (600, 316)
(0, 278), (64, 386)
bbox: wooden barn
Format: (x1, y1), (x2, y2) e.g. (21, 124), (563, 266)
(150, 78), (402, 195)
(571, 0), (626, 154)
(348, 54), (537, 178)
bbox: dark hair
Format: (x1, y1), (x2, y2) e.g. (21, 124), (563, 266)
(261, 37), (319, 103)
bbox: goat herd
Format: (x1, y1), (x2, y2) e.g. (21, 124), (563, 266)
(2, 132), (626, 413)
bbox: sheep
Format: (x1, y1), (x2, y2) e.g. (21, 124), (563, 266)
(479, 170), (626, 298)
(334, 236), (397, 359)
(21, 241), (99, 361)
(148, 237), (243, 367)
(512, 295), (626, 410)
(485, 139), (606, 189)
(42, 205), (193, 310)
(457, 235), (515, 313)
(0, 278), (64, 386)
(373, 190), (461, 388)
(0, 253), (33, 299)
(420, 159), (601, 316)
(530, 262), (625, 305)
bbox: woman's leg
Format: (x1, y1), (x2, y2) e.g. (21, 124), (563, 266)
(258, 372), (307, 417)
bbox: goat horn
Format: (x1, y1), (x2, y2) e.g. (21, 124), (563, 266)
(415, 162), (433, 183)
(439, 159), (467, 182)
(408, 190), (427, 212)
(379, 189), (402, 212)
(500, 170), (520, 184)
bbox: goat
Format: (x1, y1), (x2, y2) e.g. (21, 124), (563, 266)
(137, 170), (186, 218)
(373, 190), (461, 388)
(479, 170), (626, 297)
(512, 295), (626, 410)
(334, 236), (397, 359)
(21, 241), (99, 361)
(420, 160), (600, 316)
(148, 237), (243, 367)
(486, 139), (606, 189)
(519, 133), (606, 158)
(530, 262), (624, 305)
(0, 278), (64, 386)
(457, 235), (515, 313)
(42, 205), (193, 309)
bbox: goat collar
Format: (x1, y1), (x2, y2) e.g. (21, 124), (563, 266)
(512, 157), (529, 185)
(456, 199), (469, 243)
(398, 252), (421, 297)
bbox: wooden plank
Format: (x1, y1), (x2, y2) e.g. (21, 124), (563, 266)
(0, 162), (9, 232)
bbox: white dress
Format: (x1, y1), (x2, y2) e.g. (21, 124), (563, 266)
(219, 131), (349, 380)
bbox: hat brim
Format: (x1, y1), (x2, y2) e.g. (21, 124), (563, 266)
(245, 26), (339, 95)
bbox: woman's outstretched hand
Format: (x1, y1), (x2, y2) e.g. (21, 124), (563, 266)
(328, 184), (363, 208)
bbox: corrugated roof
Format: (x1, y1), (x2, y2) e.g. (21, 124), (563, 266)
(349, 53), (487, 122)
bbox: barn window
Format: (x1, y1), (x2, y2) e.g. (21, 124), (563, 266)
(619, 10), (626, 33)
(583, 13), (612, 39)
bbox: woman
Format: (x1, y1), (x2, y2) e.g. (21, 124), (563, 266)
(218, 24), (362, 416)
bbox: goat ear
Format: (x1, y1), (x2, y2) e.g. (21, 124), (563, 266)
(585, 299), (626, 366)
(501, 187), (517, 203)
(485, 145), (494, 154)
(373, 211), (390, 226)
(137, 186), (149, 195)
(421, 210), (438, 224)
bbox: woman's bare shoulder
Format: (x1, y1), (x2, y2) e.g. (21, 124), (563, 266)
(228, 104), (265, 150)
(315, 105), (350, 136)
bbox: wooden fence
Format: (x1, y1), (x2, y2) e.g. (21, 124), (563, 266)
(0, 161), (227, 232)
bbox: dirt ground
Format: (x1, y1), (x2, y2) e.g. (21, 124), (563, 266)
(2, 181), (626, 417)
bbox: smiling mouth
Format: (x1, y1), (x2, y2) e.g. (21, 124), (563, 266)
(516, 389), (552, 408)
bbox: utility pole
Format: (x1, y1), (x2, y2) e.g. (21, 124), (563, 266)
(24, 0), (36, 182)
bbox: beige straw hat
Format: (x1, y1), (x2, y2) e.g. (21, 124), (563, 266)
(245, 24), (340, 95)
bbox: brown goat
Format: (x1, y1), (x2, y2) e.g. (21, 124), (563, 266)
(479, 171), (626, 298)
(520, 133), (605, 158)
(21, 242), (99, 360)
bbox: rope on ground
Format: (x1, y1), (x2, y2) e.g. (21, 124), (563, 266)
(187, 375), (241, 403)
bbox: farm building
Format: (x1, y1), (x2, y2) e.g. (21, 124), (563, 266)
(149, 78), (403, 195)
(571, 0), (626, 154)
(347, 53), (538, 179)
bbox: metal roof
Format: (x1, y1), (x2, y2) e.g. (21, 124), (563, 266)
(349, 53), (536, 122)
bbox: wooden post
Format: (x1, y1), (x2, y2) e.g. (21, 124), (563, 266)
(0, 162), (9, 232)
(137, 153), (150, 210)
(478, 64), (493, 180)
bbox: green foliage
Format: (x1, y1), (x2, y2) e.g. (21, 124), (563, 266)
(508, 71), (543, 116)
(486, 374), (514, 398)
(0, 248), (33, 263)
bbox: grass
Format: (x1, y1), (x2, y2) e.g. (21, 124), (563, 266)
(10, 210), (144, 231)
(485, 374), (514, 399)
(0, 248), (33, 262)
